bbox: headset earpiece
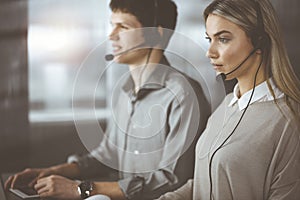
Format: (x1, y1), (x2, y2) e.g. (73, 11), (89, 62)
(251, 0), (270, 51)
(252, 33), (270, 51)
(143, 0), (161, 47)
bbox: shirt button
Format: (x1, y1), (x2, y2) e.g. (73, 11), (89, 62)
(134, 150), (139, 155)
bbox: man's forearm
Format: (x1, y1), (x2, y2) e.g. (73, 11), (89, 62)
(49, 163), (81, 179)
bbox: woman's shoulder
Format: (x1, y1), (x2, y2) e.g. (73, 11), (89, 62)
(252, 97), (300, 133)
(277, 97), (300, 126)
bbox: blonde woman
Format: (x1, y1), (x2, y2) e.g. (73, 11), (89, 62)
(157, 0), (300, 199)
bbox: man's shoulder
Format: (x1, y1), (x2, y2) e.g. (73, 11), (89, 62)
(165, 68), (202, 93)
(165, 68), (210, 111)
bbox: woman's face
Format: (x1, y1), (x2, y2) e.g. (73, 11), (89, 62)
(205, 14), (258, 80)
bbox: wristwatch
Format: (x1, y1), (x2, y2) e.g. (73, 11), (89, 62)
(77, 181), (93, 199)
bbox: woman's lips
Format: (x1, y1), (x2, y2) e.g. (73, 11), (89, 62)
(211, 63), (223, 70)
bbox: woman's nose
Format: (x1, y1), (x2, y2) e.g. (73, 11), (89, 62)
(206, 43), (218, 59)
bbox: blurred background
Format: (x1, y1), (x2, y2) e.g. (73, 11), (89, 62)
(0, 0), (299, 173)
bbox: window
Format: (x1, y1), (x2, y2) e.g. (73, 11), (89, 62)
(28, 0), (109, 123)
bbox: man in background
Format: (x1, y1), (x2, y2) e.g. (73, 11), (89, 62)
(6, 0), (210, 199)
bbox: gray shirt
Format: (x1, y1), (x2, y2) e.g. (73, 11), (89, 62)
(157, 94), (300, 200)
(70, 56), (210, 200)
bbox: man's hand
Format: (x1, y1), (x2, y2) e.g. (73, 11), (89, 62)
(5, 168), (53, 190)
(34, 175), (80, 200)
(5, 163), (80, 191)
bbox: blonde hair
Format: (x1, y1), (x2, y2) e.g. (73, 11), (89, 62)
(204, 0), (300, 105)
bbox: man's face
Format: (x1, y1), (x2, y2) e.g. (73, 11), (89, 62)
(109, 11), (149, 65)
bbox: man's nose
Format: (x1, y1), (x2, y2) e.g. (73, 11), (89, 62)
(109, 28), (119, 40)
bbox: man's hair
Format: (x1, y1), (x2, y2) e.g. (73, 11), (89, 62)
(109, 0), (178, 31)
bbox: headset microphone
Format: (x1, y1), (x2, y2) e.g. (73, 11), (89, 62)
(104, 54), (114, 61)
(105, 42), (146, 61)
(220, 47), (257, 80)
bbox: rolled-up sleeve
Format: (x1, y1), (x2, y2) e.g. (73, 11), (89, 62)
(67, 153), (107, 178)
(155, 179), (193, 200)
(118, 168), (178, 199)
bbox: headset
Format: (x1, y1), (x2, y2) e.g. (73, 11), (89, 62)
(220, 0), (270, 80)
(209, 1), (268, 199)
(144, 0), (161, 46)
(138, 0), (161, 90)
(105, 0), (162, 91)
(105, 0), (161, 61)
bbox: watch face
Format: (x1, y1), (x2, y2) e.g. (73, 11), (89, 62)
(79, 181), (93, 199)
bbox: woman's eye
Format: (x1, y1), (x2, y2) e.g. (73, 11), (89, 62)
(219, 37), (230, 43)
(205, 36), (211, 43)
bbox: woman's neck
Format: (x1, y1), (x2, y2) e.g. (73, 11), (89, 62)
(236, 64), (266, 97)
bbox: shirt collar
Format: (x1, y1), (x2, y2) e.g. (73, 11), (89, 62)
(228, 78), (284, 110)
(122, 56), (170, 98)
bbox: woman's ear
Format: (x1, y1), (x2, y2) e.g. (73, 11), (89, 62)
(256, 48), (262, 54)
